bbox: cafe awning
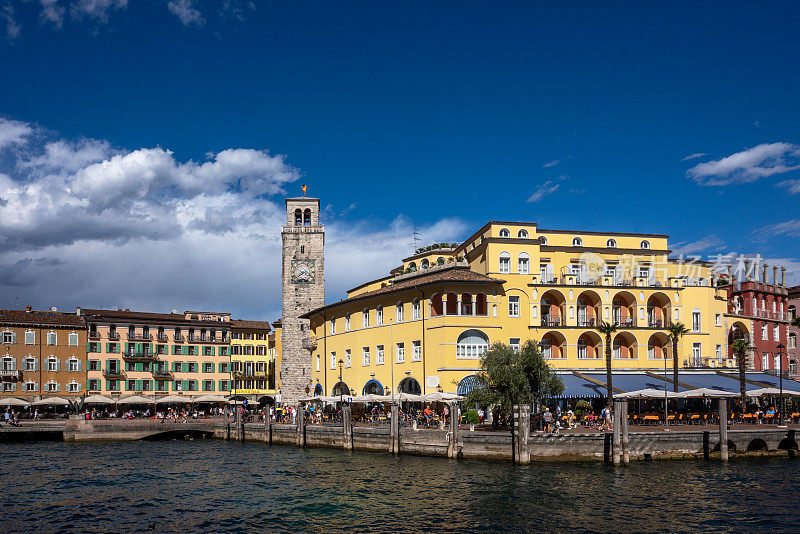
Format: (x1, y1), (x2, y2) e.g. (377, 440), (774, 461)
(614, 389), (681, 400)
(746, 387), (800, 398)
(31, 396), (70, 406)
(118, 395), (154, 405)
(0, 397), (30, 406)
(82, 395), (115, 404)
(156, 395), (192, 404)
(193, 395), (227, 403)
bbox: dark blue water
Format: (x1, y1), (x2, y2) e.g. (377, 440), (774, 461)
(0, 441), (798, 533)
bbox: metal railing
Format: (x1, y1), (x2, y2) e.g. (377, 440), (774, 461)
(0, 369), (22, 380)
(108, 332), (120, 340)
(174, 334), (185, 342)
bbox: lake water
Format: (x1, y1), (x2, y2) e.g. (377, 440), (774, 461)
(1, 441), (798, 533)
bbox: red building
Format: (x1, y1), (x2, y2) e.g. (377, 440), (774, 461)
(722, 264), (789, 374)
(787, 286), (800, 378)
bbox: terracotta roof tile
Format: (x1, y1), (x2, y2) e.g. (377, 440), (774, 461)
(230, 319), (272, 331)
(0, 309), (85, 328)
(82, 308), (229, 327)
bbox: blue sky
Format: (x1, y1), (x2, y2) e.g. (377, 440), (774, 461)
(1, 1), (800, 319)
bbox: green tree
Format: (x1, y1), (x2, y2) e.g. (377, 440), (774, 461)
(464, 340), (564, 419)
(595, 321), (618, 407)
(732, 337), (753, 409)
(667, 322), (690, 392)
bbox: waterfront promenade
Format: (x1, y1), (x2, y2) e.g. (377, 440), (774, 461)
(2, 415), (798, 463)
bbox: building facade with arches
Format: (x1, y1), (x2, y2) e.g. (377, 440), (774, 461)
(303, 220), (762, 397)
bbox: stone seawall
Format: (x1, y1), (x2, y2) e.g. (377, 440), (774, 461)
(2, 419), (798, 463)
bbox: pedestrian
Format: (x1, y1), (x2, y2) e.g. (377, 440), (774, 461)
(566, 405), (575, 429)
(543, 407), (552, 433)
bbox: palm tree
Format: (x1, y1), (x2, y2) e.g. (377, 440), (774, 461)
(667, 322), (690, 392)
(596, 321), (618, 407)
(732, 337), (753, 409)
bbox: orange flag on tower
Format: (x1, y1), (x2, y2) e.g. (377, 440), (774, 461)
(301, 184), (308, 196)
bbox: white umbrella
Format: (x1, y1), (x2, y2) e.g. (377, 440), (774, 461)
(0, 397), (29, 407)
(614, 388), (681, 400)
(193, 395), (227, 403)
(396, 392), (426, 402)
(423, 392), (463, 402)
(349, 394), (383, 403)
(746, 387), (800, 398)
(297, 395), (340, 403)
(82, 395), (115, 405)
(673, 388), (738, 399)
(117, 395), (154, 405)
(156, 395), (192, 404)
(31, 396), (70, 406)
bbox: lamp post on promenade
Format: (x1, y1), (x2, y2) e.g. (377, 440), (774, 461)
(777, 342), (786, 427)
(338, 358), (344, 405)
(390, 318), (395, 405)
(664, 344), (669, 430)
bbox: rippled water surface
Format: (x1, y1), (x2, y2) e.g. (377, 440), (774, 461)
(1, 441), (799, 533)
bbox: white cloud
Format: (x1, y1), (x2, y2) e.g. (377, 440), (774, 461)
(755, 219), (800, 239)
(2, 3), (20, 38)
(39, 0), (65, 28)
(681, 152), (707, 161)
(167, 0), (204, 27)
(0, 118), (32, 148)
(687, 143), (800, 186)
(671, 235), (725, 256)
(542, 159), (559, 168)
(70, 0), (127, 22)
(527, 179), (562, 203)
(0, 116), (470, 320)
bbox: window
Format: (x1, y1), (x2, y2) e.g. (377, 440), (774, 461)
(345, 313), (351, 332)
(774, 353), (780, 371)
(47, 358), (59, 372)
(716, 344), (723, 362)
(692, 343), (702, 367)
(330, 318), (336, 334)
(774, 325), (780, 341)
(25, 331), (34, 345)
(640, 240), (650, 249)
(540, 236), (547, 245)
(174, 380), (183, 392)
(518, 252), (529, 274)
(362, 347), (370, 366)
(638, 267), (650, 279)
(46, 382), (59, 393)
(578, 338), (587, 359)
(499, 252), (510, 274)
(330, 352), (337, 370)
(376, 345), (385, 365)
(204, 380), (213, 391)
(508, 296), (520, 317)
(607, 238), (617, 248)
(68, 332), (78, 346)
(68, 358), (80, 372)
(203, 362), (213, 373)
(412, 300), (420, 320)
(572, 237), (583, 247)
(362, 309), (370, 328)
(376, 307), (383, 326)
(542, 338), (553, 359)
(790, 333), (797, 349)
(692, 310), (701, 332)
(24, 358), (36, 371)
(396, 303), (404, 322)
(762, 324), (768, 341)
(2, 331), (14, 344)
(510, 338), (521, 353)
(420, 259), (429, 270)
(396, 342), (405, 363)
(316, 355), (320, 372)
(412, 340), (421, 362)
(456, 330), (489, 359)
(499, 228), (510, 238)
(47, 332), (57, 345)
(88, 342), (99, 353)
(518, 229), (528, 238)
(715, 313), (722, 327)
(762, 352), (769, 370)
(540, 263), (552, 282)
(88, 379), (100, 391)
(345, 349), (351, 368)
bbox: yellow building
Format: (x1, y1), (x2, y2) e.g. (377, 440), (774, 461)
(230, 320), (278, 403)
(304, 221), (732, 397)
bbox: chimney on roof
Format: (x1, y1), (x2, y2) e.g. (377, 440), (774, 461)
(25, 305), (31, 313)
(125, 308), (130, 312)
(76, 307), (81, 316)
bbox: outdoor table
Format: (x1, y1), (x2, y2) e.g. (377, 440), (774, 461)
(643, 415), (660, 425)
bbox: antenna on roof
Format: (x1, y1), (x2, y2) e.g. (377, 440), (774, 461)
(413, 226), (422, 253)
(50, 306), (57, 311)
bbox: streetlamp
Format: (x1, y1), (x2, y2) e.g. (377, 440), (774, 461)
(664, 342), (669, 430)
(777, 342), (786, 427)
(337, 358), (344, 405)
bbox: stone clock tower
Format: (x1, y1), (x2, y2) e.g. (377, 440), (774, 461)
(280, 195), (324, 404)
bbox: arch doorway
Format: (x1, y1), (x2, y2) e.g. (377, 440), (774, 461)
(398, 377), (422, 395)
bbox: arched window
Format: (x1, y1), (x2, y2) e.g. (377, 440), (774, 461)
(499, 228), (510, 238)
(398, 377), (422, 395)
(313, 383), (323, 396)
(294, 209), (302, 225)
(789, 333), (797, 350)
(790, 305), (797, 320)
(607, 238), (617, 248)
(518, 229), (528, 239)
(518, 252), (530, 274)
(540, 236), (547, 245)
(437, 257), (445, 266)
(363, 379), (384, 395)
(430, 294), (443, 317)
(572, 237), (583, 247)
(303, 208), (311, 226)
(420, 259), (429, 270)
(332, 382), (350, 397)
(476, 293), (488, 315)
(457, 375), (481, 395)
(640, 240), (650, 249)
(457, 329), (489, 359)
(499, 252), (511, 274)
(407, 262), (417, 272)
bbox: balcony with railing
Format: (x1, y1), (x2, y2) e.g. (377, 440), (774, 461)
(0, 369), (22, 380)
(156, 333), (169, 342)
(88, 331), (101, 340)
(127, 333), (152, 341)
(123, 350), (157, 361)
(152, 368), (173, 379)
(302, 337), (318, 350)
(108, 331), (120, 340)
(102, 367), (125, 378)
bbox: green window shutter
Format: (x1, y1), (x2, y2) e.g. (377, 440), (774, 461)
(211, 381), (215, 391)
(86, 342), (91, 351)
(183, 380), (189, 390)
(135, 362), (142, 372)
(105, 343), (109, 352)
(183, 362), (189, 373)
(211, 347), (216, 356)
(182, 346), (188, 356)
(217, 362), (222, 373)
(135, 379), (141, 391)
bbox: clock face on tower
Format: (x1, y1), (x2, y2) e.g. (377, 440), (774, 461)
(291, 259), (316, 284)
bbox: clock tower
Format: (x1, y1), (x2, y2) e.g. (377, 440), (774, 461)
(280, 194), (324, 404)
